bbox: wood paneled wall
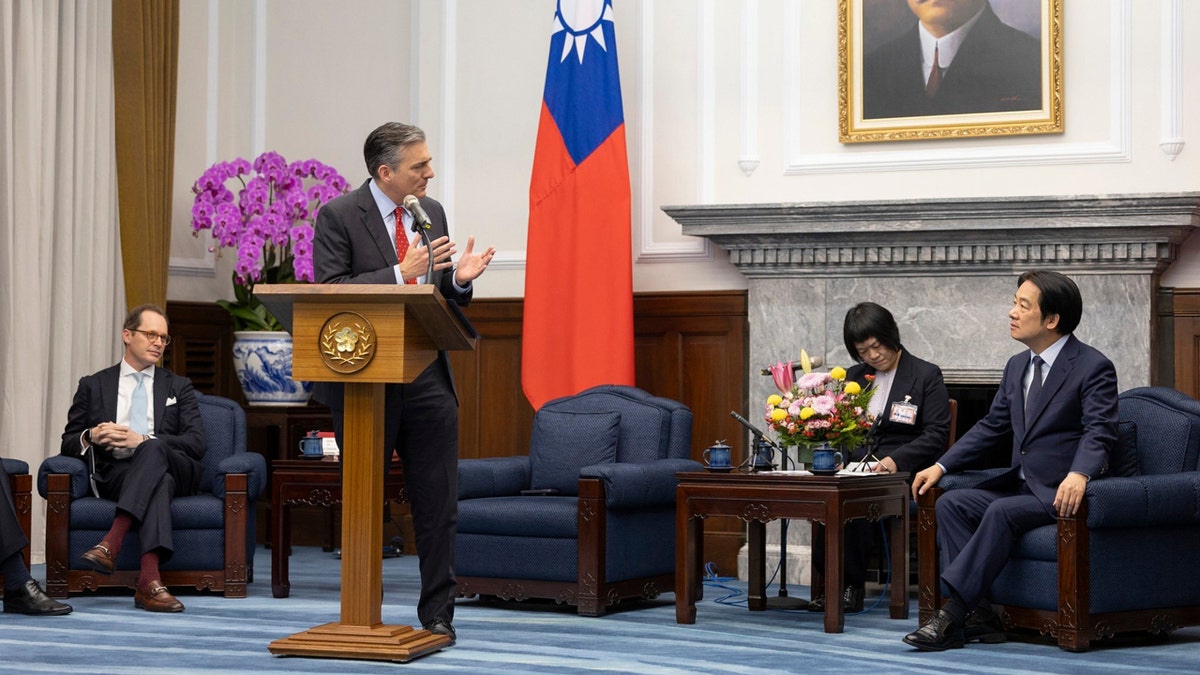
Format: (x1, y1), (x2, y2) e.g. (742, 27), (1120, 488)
(1172, 289), (1200, 398)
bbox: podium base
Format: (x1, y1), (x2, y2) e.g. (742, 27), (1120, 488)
(268, 622), (449, 663)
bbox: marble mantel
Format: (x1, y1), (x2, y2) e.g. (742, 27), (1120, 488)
(665, 192), (1200, 585)
(665, 193), (1200, 392)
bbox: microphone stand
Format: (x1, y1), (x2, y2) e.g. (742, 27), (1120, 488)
(729, 412), (807, 609)
(411, 218), (435, 282)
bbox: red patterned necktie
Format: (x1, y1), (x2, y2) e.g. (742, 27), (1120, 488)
(925, 44), (942, 99)
(394, 206), (417, 284)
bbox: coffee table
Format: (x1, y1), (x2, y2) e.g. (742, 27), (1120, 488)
(675, 470), (909, 633)
(271, 457), (408, 598)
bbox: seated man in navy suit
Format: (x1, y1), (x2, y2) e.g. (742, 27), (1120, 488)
(60, 304), (206, 612)
(1, 460), (71, 615)
(904, 270), (1118, 651)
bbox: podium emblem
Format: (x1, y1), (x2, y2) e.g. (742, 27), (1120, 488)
(319, 312), (377, 373)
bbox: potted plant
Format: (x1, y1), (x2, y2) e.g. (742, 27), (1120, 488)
(190, 151), (349, 405)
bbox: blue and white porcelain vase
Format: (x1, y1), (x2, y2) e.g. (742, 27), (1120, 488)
(231, 331), (313, 406)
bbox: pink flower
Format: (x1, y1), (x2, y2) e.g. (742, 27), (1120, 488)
(769, 361), (794, 393)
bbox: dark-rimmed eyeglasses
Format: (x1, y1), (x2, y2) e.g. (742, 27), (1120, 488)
(131, 329), (172, 345)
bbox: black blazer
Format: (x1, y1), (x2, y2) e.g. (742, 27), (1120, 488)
(847, 351), (951, 475)
(60, 364), (206, 485)
(862, 3), (1042, 119)
(311, 179), (472, 410)
(940, 334), (1119, 507)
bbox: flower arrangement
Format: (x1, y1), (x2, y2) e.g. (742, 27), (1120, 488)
(190, 151), (349, 331)
(764, 352), (875, 463)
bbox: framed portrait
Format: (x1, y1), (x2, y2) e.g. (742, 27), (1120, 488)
(839, 0), (1063, 143)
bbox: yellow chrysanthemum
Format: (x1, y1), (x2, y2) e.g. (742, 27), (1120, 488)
(830, 366), (847, 381)
(800, 407), (816, 420)
(844, 381), (861, 395)
(770, 408), (787, 422)
(767, 394), (783, 407)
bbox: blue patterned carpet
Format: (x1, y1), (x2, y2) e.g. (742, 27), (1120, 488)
(2, 546), (1197, 674)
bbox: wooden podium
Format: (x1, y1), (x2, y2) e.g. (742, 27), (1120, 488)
(255, 284), (476, 662)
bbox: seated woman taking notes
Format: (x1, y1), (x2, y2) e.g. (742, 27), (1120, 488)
(809, 302), (951, 613)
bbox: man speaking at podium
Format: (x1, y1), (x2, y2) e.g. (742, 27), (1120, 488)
(313, 122), (495, 645)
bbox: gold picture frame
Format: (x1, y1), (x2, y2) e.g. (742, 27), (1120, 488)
(839, 0), (1062, 143)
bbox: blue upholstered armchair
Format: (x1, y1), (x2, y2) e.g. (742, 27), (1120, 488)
(38, 393), (266, 598)
(454, 385), (701, 616)
(917, 386), (1200, 651)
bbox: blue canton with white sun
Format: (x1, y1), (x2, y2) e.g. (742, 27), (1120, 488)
(543, 0), (625, 166)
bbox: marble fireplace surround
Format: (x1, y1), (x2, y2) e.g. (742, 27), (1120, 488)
(665, 192), (1200, 583)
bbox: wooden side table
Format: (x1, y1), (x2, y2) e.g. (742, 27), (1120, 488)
(675, 471), (909, 633)
(271, 458), (408, 598)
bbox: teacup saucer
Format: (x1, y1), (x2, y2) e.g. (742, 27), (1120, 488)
(809, 468), (838, 476)
(705, 466), (734, 473)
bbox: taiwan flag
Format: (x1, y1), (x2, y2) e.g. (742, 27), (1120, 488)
(522, 0), (634, 410)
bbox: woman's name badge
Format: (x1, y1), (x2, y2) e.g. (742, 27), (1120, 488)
(889, 396), (917, 425)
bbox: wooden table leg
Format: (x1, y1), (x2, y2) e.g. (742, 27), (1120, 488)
(890, 505), (909, 619)
(747, 520), (766, 611)
(824, 506), (844, 633)
(675, 491), (700, 624)
(271, 477), (290, 598)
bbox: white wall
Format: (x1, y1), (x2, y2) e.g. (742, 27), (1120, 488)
(167, 0), (1200, 303)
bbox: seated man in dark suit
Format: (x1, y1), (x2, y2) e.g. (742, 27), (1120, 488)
(1, 460), (71, 615)
(60, 304), (206, 612)
(904, 270), (1118, 651)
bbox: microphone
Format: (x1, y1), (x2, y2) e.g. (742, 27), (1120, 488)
(403, 194), (432, 232)
(758, 355), (823, 376)
(729, 411), (781, 450)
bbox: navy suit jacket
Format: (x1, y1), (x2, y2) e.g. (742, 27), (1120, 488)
(938, 334), (1118, 507)
(847, 350), (951, 475)
(311, 179), (472, 411)
(862, 3), (1042, 119)
(60, 365), (206, 485)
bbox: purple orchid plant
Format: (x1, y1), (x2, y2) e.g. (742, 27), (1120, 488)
(190, 151), (348, 331)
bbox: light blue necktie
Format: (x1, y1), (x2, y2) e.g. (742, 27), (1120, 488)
(129, 372), (149, 435)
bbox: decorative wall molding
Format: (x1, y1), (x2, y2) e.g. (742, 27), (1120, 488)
(634, 0), (711, 264)
(440, 1), (457, 227)
(169, 0), (220, 278)
(698, 0), (715, 201)
(1160, 0), (1184, 159)
(738, 0), (759, 177)
(785, 0), (1133, 174)
(252, 0), (266, 157)
(666, 193), (1199, 278)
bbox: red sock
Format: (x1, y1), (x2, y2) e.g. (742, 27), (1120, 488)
(103, 512), (134, 557)
(139, 551), (161, 592)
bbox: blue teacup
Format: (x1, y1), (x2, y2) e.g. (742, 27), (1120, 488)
(811, 448), (843, 473)
(299, 435), (324, 459)
(703, 443), (732, 470)
(751, 440), (775, 471)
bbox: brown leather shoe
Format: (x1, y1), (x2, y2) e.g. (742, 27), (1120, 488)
(134, 583), (184, 613)
(80, 542), (116, 575)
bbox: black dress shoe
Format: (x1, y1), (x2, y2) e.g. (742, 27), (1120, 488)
(903, 608), (965, 651)
(965, 604), (1007, 643)
(3, 579), (73, 616)
(424, 619), (456, 646)
(842, 585), (865, 612)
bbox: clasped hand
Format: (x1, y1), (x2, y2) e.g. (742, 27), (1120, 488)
(90, 422), (144, 449)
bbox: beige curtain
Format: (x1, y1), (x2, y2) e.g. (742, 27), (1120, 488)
(112, 0), (178, 310)
(0, 0), (123, 561)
